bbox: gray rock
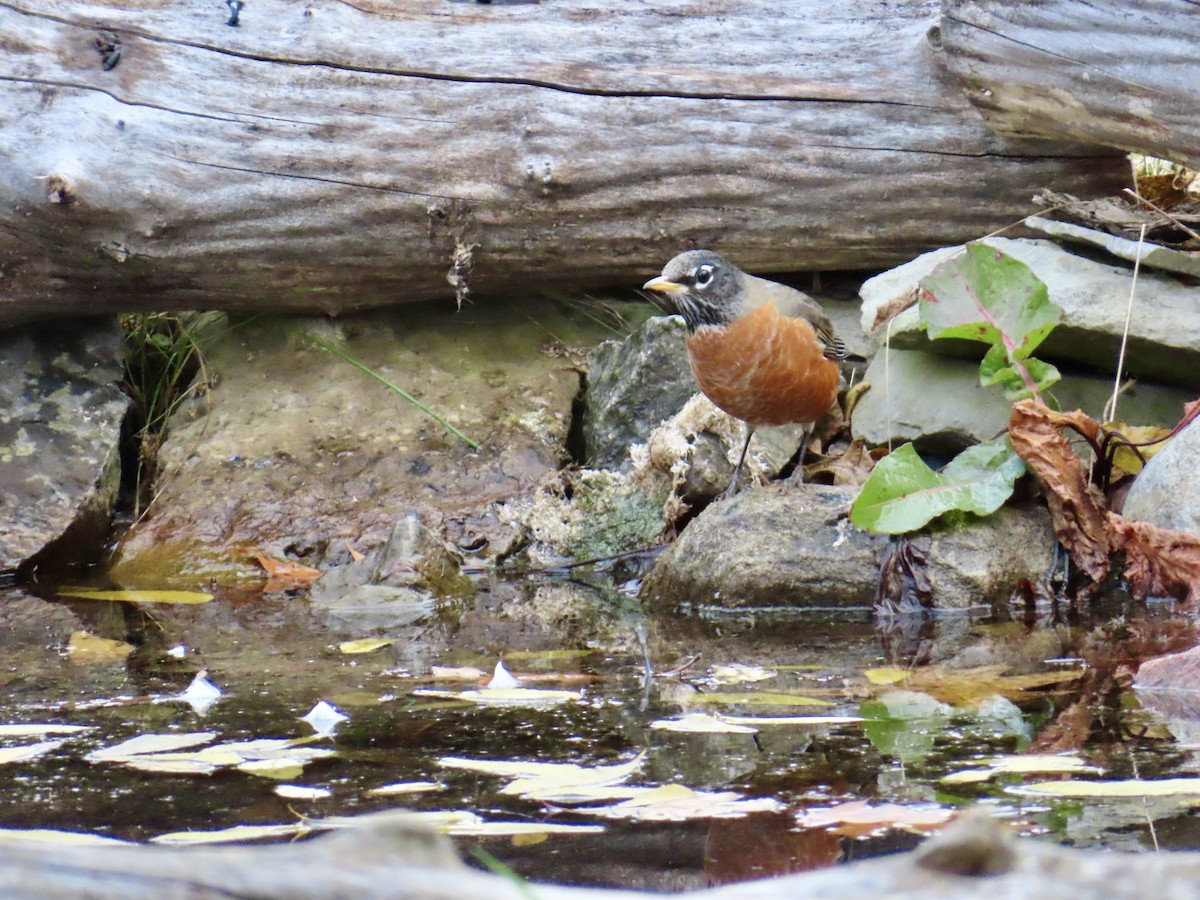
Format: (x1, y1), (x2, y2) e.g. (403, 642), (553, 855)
(922, 506), (1055, 608)
(642, 485), (1055, 612)
(641, 486), (886, 611)
(860, 238), (1200, 387)
(0, 319), (128, 573)
(583, 315), (695, 469)
(310, 512), (472, 605)
(1122, 416), (1200, 536)
(852, 348), (1194, 453)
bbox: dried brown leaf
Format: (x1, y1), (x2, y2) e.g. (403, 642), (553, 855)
(1008, 400), (1111, 584)
(1107, 513), (1200, 604)
(249, 552), (322, 590)
(806, 439), (878, 487)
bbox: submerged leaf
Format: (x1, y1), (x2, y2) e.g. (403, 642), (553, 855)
(338, 638), (394, 655)
(65, 631), (134, 664)
(59, 590), (213, 605)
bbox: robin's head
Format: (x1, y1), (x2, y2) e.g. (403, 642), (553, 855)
(642, 250), (743, 331)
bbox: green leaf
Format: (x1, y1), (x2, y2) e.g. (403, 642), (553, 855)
(978, 346), (1061, 400)
(919, 243), (1060, 360)
(850, 440), (1026, 535)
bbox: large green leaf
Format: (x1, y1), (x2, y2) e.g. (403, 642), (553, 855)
(849, 440), (1027, 535)
(919, 242), (1060, 360)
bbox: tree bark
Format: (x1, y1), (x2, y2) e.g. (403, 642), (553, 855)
(2, 813), (1200, 899)
(0, 0), (1128, 328)
(939, 0), (1200, 168)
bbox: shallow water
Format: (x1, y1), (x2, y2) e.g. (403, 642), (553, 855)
(1, 574), (1198, 890)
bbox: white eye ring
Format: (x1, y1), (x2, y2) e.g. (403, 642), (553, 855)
(694, 265), (714, 287)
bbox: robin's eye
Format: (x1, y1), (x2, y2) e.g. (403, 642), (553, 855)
(694, 265), (714, 287)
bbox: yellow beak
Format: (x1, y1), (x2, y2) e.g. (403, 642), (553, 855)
(642, 276), (687, 294)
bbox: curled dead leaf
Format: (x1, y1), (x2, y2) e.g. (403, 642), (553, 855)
(1008, 400), (1111, 585)
(1107, 513), (1200, 604)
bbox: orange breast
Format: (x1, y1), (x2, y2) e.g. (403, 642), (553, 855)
(684, 302), (840, 427)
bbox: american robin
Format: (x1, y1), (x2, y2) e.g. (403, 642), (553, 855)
(642, 249), (846, 490)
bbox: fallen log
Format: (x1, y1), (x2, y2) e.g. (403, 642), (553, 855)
(1, 812), (1198, 899)
(0, 0), (1126, 327)
(940, 0), (1200, 168)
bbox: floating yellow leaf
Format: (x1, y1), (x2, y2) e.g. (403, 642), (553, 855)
(338, 638), (395, 655)
(651, 714), (758, 734)
(0, 829), (132, 846)
(152, 823), (310, 845)
(429, 666), (488, 680)
(368, 781), (446, 796)
(87, 732), (217, 762)
(884, 666), (1083, 707)
(720, 715), (865, 727)
(444, 821), (606, 837)
(686, 692), (834, 707)
(439, 753), (645, 789)
(60, 590), (213, 605)
(0, 724), (90, 738)
(941, 754), (1101, 784)
(707, 664), (777, 684)
(275, 784), (332, 800)
(0, 740), (66, 765)
(797, 799), (954, 835)
(569, 785), (782, 822)
(864, 667), (910, 685)
(239, 758), (306, 780)
(415, 687), (581, 706)
(1009, 778), (1200, 798)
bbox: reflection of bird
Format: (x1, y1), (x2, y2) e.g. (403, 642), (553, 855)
(643, 250), (846, 491)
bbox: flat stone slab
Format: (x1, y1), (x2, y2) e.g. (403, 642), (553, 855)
(852, 348), (1194, 452)
(111, 300), (612, 586)
(0, 319), (128, 573)
(860, 238), (1200, 387)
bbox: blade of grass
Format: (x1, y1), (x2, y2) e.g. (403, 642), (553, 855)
(289, 328), (480, 450)
(467, 847), (538, 900)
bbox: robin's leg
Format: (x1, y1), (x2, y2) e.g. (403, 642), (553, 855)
(784, 423), (815, 486)
(720, 425), (756, 499)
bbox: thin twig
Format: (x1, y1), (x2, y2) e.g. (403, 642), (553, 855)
(1104, 224), (1146, 424)
(1123, 187), (1200, 244)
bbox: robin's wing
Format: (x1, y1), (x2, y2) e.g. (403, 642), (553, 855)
(743, 275), (848, 361)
